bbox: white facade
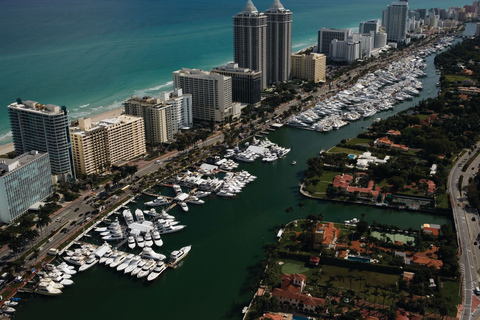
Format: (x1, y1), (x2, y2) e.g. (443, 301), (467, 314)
(173, 68), (232, 123)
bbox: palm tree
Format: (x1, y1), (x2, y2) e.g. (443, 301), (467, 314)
(372, 285), (379, 310)
(317, 213), (324, 224)
(357, 274), (366, 292)
(348, 273), (355, 291)
(32, 248), (40, 264)
(297, 202), (305, 217)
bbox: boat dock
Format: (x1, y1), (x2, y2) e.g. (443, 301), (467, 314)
(142, 190), (160, 197)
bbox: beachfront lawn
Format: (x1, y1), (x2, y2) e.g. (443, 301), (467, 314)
(328, 146), (364, 155)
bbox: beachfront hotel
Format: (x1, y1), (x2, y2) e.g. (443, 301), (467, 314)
(8, 100), (75, 182)
(291, 52), (326, 83)
(385, 0), (409, 43)
(317, 28), (352, 56)
(172, 68), (232, 123)
(70, 115), (146, 175)
(0, 151), (53, 224)
(234, 0), (267, 89)
(265, 0), (292, 85)
(211, 63), (262, 105)
(124, 89), (193, 144)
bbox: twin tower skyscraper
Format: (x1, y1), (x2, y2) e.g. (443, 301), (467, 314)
(234, 0), (292, 89)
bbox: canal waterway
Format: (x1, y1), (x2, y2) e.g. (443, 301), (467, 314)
(14, 41), (459, 319)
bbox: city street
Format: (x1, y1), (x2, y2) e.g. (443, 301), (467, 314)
(448, 143), (480, 320)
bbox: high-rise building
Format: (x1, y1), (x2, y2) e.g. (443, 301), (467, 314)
(291, 53), (326, 83)
(359, 19), (380, 34)
(124, 89), (193, 144)
(265, 0), (292, 85)
(317, 28), (352, 56)
(8, 100), (75, 182)
(415, 8), (427, 20)
(234, 0), (267, 89)
(173, 68), (232, 123)
(211, 63), (262, 105)
(385, 1), (408, 43)
(70, 116), (146, 175)
(0, 151), (53, 224)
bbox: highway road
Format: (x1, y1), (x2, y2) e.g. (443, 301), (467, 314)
(448, 143), (480, 320)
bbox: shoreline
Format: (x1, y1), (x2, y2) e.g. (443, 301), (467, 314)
(0, 107), (125, 156)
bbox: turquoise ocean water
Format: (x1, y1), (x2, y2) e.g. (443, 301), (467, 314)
(0, 0), (468, 145)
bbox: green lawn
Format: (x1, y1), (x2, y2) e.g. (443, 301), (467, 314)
(345, 137), (372, 147)
(304, 171), (342, 194)
(416, 114), (430, 120)
(436, 193), (450, 210)
(442, 280), (462, 316)
(328, 146), (364, 155)
(281, 262), (311, 274)
(445, 74), (471, 83)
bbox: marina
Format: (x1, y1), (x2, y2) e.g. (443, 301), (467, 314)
(13, 44), (454, 320)
(286, 36), (455, 131)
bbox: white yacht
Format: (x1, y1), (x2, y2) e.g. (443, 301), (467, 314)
(216, 190), (234, 198)
(3, 301), (18, 307)
(141, 247), (166, 261)
(127, 235), (136, 249)
(131, 259), (147, 276)
(144, 232), (153, 247)
(137, 260), (156, 278)
(104, 251), (119, 266)
(173, 184), (182, 195)
(178, 202), (189, 212)
(157, 224), (186, 234)
(152, 230), (163, 247)
(122, 209), (134, 224)
(109, 253), (127, 268)
(36, 283), (62, 296)
(135, 209), (145, 222)
(168, 245), (191, 266)
(78, 255), (98, 271)
(57, 262), (77, 275)
(157, 210), (176, 220)
(188, 196), (204, 205)
(124, 256), (142, 274)
(193, 190), (210, 198)
(136, 234), (145, 248)
(39, 278), (64, 290)
(145, 197), (172, 207)
(147, 261), (167, 281)
(1, 306), (16, 314)
(116, 254), (135, 272)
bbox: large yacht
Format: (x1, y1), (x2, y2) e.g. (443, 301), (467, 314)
(152, 230), (163, 247)
(168, 245), (192, 266)
(147, 261), (167, 281)
(36, 283), (62, 296)
(145, 196), (172, 207)
(137, 260), (156, 278)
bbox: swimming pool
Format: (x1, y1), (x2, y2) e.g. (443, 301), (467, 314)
(293, 316), (314, 320)
(347, 256), (371, 263)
